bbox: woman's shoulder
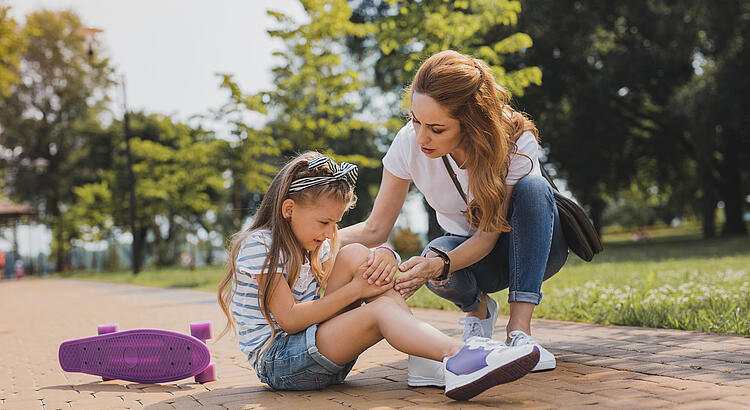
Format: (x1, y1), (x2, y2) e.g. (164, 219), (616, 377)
(512, 131), (540, 155)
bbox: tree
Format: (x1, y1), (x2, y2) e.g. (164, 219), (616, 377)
(71, 112), (228, 268)
(501, 1), (702, 234)
(0, 9), (112, 271)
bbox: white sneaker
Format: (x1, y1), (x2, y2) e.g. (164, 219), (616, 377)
(458, 295), (500, 341)
(444, 337), (539, 401)
(407, 355), (444, 387)
(506, 330), (556, 372)
(459, 316), (484, 341)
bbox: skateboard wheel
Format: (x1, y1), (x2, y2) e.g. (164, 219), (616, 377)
(190, 321), (212, 342)
(97, 324), (119, 335)
(195, 362), (216, 383)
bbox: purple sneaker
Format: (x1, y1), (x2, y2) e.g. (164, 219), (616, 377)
(444, 337), (539, 401)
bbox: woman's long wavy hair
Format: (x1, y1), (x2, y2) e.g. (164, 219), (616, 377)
(409, 50), (538, 233)
(217, 152), (357, 347)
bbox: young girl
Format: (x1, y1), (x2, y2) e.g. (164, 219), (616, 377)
(218, 152), (540, 400)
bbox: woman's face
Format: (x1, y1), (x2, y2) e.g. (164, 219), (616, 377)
(410, 92), (463, 159)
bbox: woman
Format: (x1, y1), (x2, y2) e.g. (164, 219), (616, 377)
(339, 50), (568, 380)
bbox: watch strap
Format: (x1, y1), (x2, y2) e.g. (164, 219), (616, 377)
(428, 246), (451, 281)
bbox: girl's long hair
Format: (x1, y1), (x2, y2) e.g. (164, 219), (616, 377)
(409, 50), (538, 233)
(217, 152), (356, 348)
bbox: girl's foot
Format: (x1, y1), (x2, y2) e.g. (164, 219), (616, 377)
(407, 355), (444, 387)
(444, 337), (539, 400)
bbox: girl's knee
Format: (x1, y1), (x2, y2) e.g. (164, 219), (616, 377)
(336, 243), (369, 268)
(367, 292), (411, 316)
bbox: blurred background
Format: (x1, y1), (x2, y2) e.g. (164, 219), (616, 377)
(0, 1), (747, 275)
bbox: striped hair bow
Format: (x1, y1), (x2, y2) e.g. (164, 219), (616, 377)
(288, 156), (359, 193)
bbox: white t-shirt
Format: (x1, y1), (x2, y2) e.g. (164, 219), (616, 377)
(382, 122), (541, 236)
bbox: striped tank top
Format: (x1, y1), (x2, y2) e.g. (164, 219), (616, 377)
(232, 229), (330, 368)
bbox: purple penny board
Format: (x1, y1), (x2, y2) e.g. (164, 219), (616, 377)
(59, 329), (211, 383)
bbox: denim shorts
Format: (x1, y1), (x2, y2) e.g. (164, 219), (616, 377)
(255, 324), (356, 390)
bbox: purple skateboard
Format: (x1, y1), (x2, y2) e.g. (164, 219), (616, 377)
(59, 322), (216, 384)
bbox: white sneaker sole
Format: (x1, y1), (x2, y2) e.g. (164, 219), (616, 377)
(407, 375), (445, 387)
(407, 355), (445, 387)
(445, 346), (539, 401)
(532, 358), (556, 372)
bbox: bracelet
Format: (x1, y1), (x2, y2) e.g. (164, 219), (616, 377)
(375, 245), (402, 265)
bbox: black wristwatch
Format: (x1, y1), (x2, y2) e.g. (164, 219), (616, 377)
(428, 246), (451, 281)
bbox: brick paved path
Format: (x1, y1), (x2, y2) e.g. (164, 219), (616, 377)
(1, 279), (750, 409)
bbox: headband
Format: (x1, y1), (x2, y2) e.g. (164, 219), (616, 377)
(288, 156), (358, 193)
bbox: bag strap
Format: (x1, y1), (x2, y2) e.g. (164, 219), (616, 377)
(441, 156), (469, 206)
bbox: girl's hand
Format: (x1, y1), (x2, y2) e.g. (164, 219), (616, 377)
(353, 269), (394, 299)
(393, 256), (443, 299)
(362, 247), (399, 286)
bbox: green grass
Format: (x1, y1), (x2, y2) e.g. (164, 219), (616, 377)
(48, 228), (750, 335)
(408, 230), (750, 335)
(49, 265), (225, 292)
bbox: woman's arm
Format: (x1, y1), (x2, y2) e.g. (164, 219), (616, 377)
(262, 271), (391, 335)
(339, 169), (410, 247)
(395, 185), (515, 298)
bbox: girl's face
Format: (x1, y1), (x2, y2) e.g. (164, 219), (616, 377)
(410, 92), (463, 158)
(283, 196), (348, 252)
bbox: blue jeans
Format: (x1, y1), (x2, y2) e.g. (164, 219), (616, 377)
(425, 175), (568, 311)
(256, 324), (356, 390)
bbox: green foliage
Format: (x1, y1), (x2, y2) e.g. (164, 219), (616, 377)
(106, 113), (227, 267)
(350, 0), (541, 97)
(71, 181), (113, 242)
(0, 4), (23, 97)
(509, 1), (748, 238)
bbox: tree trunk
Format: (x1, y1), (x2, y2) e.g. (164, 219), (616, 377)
(696, 137), (718, 238)
(154, 223), (164, 269)
(719, 132), (748, 236)
(589, 197), (606, 238)
(134, 226), (148, 274)
(55, 213), (67, 272)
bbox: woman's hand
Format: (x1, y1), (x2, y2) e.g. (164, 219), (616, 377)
(393, 256), (444, 299)
(361, 247), (399, 286)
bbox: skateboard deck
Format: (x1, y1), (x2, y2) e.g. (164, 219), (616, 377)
(59, 325), (214, 384)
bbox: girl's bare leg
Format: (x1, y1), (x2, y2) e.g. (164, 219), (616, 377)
(316, 244), (463, 365)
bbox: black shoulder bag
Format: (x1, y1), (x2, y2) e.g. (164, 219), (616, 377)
(441, 156), (603, 262)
